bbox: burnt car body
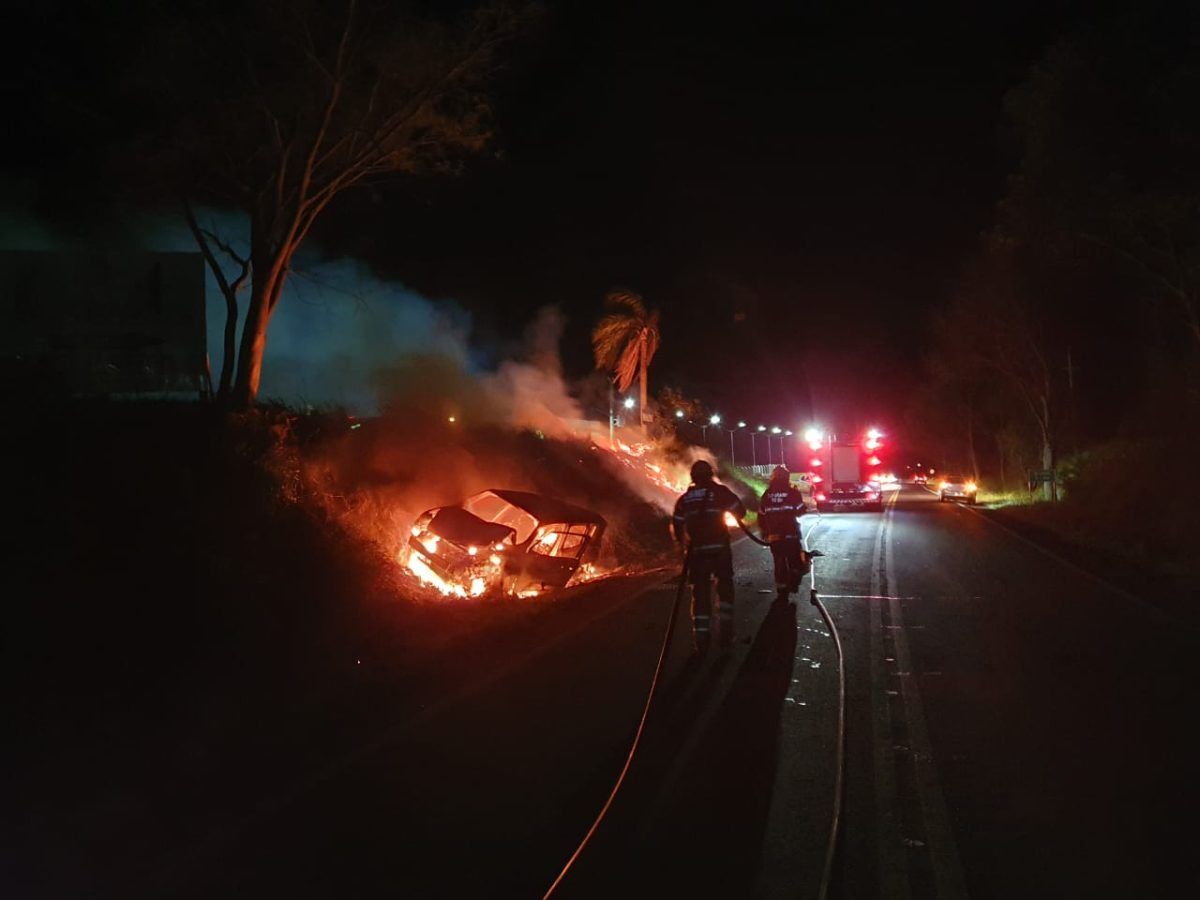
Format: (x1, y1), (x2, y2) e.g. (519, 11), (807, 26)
(407, 490), (607, 595)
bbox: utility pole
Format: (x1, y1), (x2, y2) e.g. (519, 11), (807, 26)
(608, 380), (615, 449)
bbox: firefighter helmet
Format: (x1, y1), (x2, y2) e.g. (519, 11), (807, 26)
(690, 459), (714, 483)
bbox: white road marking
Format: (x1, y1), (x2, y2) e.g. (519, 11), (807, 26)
(871, 492), (912, 899)
(884, 495), (970, 900)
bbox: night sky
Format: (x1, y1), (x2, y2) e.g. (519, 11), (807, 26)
(5, 0), (1092, 427)
(319, 1), (1083, 427)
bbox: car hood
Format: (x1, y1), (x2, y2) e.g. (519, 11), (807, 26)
(428, 507), (515, 546)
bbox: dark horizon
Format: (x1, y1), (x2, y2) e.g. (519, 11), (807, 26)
(2, 1), (1091, 422)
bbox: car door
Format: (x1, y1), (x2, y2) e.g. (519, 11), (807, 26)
(509, 523), (593, 590)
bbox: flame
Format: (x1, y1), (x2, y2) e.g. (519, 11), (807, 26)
(402, 544), (494, 599)
(403, 549), (474, 598)
(723, 511), (738, 528)
(595, 436), (692, 497)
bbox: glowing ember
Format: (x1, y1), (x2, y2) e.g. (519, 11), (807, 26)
(724, 511), (738, 528)
(403, 549), (474, 598)
(594, 436), (693, 497)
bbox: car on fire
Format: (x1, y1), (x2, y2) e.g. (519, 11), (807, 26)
(406, 490), (607, 596)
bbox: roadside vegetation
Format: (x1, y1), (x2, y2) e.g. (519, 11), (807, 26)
(4, 398), (685, 893)
(908, 15), (1200, 588)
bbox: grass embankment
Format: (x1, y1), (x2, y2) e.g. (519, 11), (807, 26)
(973, 439), (1199, 605)
(3, 400), (679, 896)
(975, 487), (1035, 507)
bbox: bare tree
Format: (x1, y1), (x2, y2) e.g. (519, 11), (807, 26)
(932, 238), (1063, 497)
(137, 0), (526, 405)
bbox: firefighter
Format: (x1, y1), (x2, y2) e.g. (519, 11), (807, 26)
(758, 465), (810, 601)
(672, 459), (747, 653)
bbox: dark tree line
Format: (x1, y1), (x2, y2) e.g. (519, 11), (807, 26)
(911, 10), (1200, 490)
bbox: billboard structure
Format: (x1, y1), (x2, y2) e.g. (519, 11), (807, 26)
(0, 250), (207, 396)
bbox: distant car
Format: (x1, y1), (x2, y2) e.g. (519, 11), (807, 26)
(938, 475), (978, 504)
(913, 473), (928, 484)
(407, 490), (607, 596)
(816, 480), (883, 513)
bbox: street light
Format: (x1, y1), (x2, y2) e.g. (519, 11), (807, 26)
(675, 409), (685, 419)
(805, 426), (824, 452)
(701, 413), (721, 445)
(769, 426), (782, 468)
(725, 421), (744, 468)
(752, 425), (767, 466)
(623, 397), (635, 410)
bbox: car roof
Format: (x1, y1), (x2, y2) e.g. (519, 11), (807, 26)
(482, 489), (607, 527)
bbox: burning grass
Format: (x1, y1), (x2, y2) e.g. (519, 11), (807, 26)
(295, 413), (695, 601)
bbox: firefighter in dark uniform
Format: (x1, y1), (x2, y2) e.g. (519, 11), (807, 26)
(672, 460), (747, 653)
(758, 465), (810, 601)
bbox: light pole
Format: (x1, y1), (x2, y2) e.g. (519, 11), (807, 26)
(753, 425), (767, 466)
(624, 398), (643, 434)
(725, 421), (745, 468)
(701, 413), (720, 445)
(782, 430), (793, 468)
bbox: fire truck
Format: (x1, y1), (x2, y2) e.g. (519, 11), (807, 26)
(805, 428), (885, 513)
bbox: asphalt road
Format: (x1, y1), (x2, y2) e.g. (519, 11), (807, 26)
(557, 483), (1200, 899)
(11, 484), (1198, 898)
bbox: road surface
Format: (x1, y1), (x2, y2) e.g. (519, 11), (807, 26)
(566, 483), (1200, 899)
(8, 485), (1198, 898)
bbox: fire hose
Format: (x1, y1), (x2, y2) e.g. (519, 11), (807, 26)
(737, 516), (844, 899)
(542, 546), (691, 899)
(544, 516), (845, 900)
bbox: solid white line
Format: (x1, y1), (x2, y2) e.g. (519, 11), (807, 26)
(871, 491), (911, 900)
(885, 499), (969, 900)
(958, 502), (1148, 607)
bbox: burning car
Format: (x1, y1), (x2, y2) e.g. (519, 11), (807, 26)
(406, 490), (607, 597)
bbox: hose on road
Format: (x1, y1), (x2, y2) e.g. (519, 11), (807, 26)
(544, 514), (846, 900)
(807, 525), (846, 900)
(742, 514), (846, 899)
(541, 546), (691, 899)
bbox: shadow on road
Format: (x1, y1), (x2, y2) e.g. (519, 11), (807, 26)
(569, 597), (799, 898)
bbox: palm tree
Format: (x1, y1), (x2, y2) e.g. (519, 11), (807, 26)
(591, 289), (661, 428)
